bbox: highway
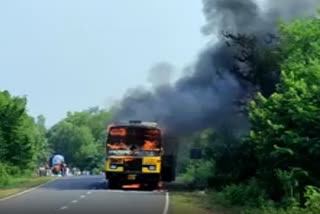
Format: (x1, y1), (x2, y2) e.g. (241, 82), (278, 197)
(0, 176), (169, 214)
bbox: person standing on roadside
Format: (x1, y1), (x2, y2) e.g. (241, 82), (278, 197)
(60, 161), (67, 176)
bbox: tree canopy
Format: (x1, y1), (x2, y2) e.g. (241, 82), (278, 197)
(47, 109), (112, 171)
(0, 91), (48, 172)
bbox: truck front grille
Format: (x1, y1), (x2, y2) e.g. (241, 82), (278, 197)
(124, 158), (142, 172)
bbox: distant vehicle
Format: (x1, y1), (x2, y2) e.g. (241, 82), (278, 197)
(50, 154), (67, 176)
(105, 121), (176, 189)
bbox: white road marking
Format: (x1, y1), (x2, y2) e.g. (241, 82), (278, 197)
(71, 200), (78, 204)
(60, 206), (68, 210)
(80, 195), (86, 199)
(87, 191), (92, 195)
(162, 192), (170, 214)
(0, 178), (58, 202)
(105, 190), (125, 193)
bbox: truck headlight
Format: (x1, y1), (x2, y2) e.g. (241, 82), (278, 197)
(110, 164), (117, 169)
(148, 165), (156, 171)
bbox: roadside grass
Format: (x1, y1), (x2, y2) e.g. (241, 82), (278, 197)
(0, 176), (55, 199)
(171, 191), (213, 214)
(170, 191), (240, 214)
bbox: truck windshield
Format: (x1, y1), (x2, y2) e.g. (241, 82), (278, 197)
(107, 127), (161, 157)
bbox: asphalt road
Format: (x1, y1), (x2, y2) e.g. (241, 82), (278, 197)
(0, 176), (169, 214)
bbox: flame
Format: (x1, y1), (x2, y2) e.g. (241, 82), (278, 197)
(124, 157), (134, 162)
(122, 184), (141, 189)
(146, 129), (160, 135)
(109, 128), (127, 136)
(106, 123), (115, 132)
(110, 158), (123, 164)
(107, 142), (128, 150)
(142, 140), (159, 151)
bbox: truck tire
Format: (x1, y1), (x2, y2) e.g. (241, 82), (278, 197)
(147, 181), (159, 190)
(108, 179), (118, 189)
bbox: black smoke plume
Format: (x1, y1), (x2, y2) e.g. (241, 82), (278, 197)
(112, 0), (318, 137)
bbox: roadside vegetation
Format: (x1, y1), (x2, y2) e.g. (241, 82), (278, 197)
(175, 13), (320, 214)
(47, 108), (112, 172)
(0, 90), (112, 192)
(1, 5), (320, 214)
(0, 91), (49, 186)
(0, 176), (54, 199)
(171, 191), (240, 214)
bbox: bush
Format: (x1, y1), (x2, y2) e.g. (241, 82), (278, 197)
(303, 186), (320, 213)
(216, 179), (269, 207)
(0, 162), (36, 187)
(180, 160), (215, 189)
(0, 162), (12, 186)
(5, 165), (22, 176)
(92, 167), (102, 175)
(245, 186), (320, 214)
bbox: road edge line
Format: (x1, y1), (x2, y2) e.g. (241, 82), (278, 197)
(0, 177), (58, 202)
(162, 192), (170, 214)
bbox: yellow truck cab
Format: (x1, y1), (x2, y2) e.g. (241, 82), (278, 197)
(105, 121), (165, 189)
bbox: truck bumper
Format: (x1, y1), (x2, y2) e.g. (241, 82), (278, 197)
(106, 172), (160, 184)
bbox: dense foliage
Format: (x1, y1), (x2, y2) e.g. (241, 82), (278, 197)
(0, 89), (112, 185)
(47, 108), (112, 171)
(1, 8), (319, 214)
(179, 14), (320, 213)
(0, 91), (49, 184)
(247, 16), (320, 202)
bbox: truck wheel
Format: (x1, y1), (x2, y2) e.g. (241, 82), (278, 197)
(108, 179), (118, 189)
(147, 181), (159, 190)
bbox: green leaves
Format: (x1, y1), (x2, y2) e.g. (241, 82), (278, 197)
(247, 15), (320, 202)
(47, 108), (112, 171)
(273, 145), (294, 156)
(0, 91), (47, 172)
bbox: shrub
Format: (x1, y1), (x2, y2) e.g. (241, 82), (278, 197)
(180, 160), (215, 189)
(245, 186), (320, 214)
(5, 165), (22, 176)
(303, 186), (320, 213)
(216, 179), (269, 207)
(92, 167), (102, 175)
(0, 162), (12, 186)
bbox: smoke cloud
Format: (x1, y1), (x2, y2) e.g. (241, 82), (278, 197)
(112, 0), (318, 137)
(147, 62), (175, 88)
(202, 0), (318, 36)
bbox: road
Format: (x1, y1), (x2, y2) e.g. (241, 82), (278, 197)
(0, 176), (169, 214)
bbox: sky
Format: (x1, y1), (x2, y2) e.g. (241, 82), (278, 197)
(0, 0), (207, 126)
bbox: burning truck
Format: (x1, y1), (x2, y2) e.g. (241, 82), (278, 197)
(105, 121), (176, 189)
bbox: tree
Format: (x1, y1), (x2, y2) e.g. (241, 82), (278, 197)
(222, 32), (280, 111)
(248, 16), (320, 200)
(0, 90), (48, 172)
(47, 108), (112, 171)
(33, 115), (50, 164)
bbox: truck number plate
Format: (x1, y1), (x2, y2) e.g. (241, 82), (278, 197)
(128, 174), (136, 180)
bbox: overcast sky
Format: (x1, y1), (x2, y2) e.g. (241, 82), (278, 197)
(0, 0), (207, 126)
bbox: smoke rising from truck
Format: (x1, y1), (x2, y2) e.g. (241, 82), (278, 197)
(112, 0), (318, 136)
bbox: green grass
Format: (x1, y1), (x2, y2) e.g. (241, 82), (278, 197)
(171, 192), (213, 214)
(0, 176), (55, 199)
(170, 191), (240, 214)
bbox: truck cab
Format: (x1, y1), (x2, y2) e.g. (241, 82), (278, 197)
(105, 121), (164, 189)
